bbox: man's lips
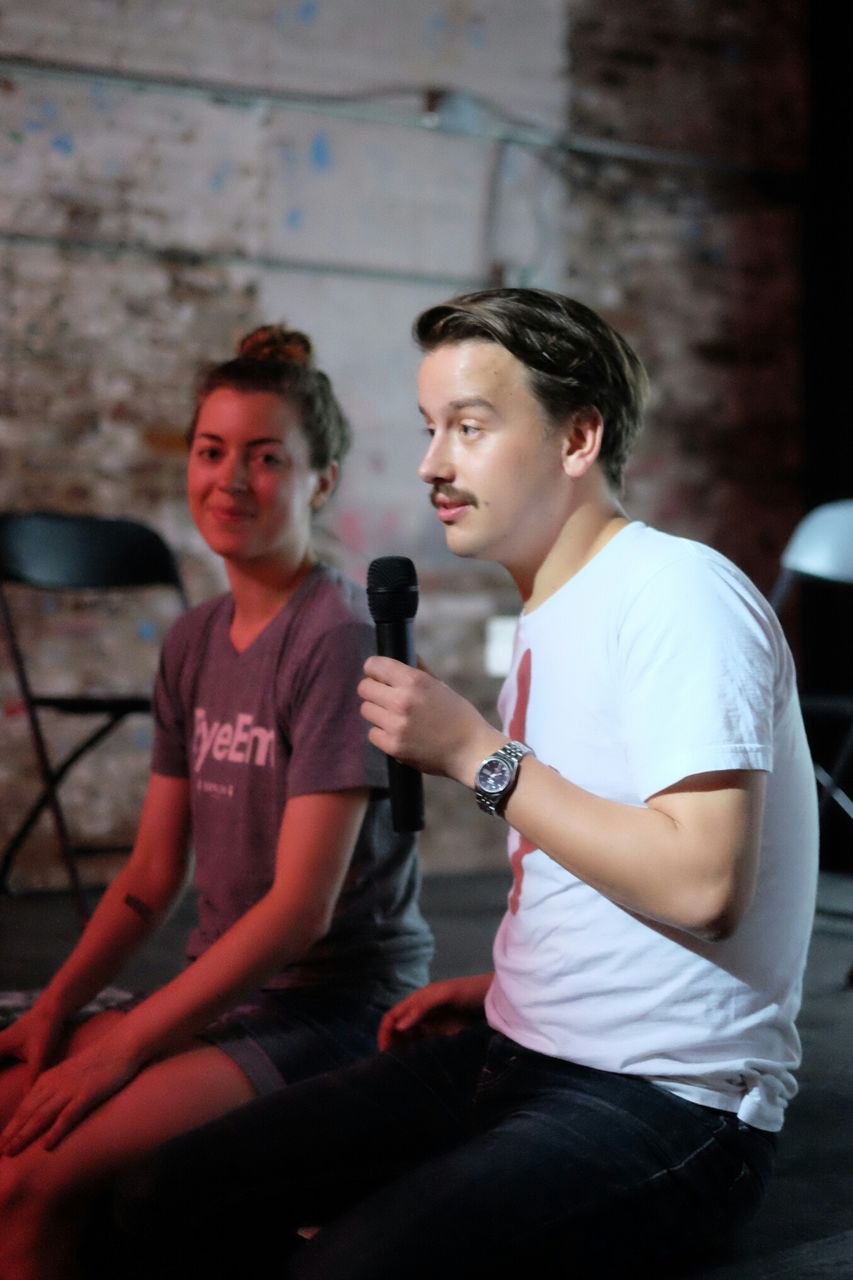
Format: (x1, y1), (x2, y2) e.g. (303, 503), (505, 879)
(431, 488), (477, 522)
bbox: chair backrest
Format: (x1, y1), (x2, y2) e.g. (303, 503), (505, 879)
(779, 500), (853, 585)
(0, 511), (187, 602)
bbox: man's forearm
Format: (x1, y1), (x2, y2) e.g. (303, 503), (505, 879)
(495, 755), (764, 939)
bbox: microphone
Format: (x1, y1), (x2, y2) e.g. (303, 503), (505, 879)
(366, 556), (425, 833)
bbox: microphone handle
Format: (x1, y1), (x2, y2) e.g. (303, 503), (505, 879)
(374, 619), (415, 666)
(374, 619), (425, 833)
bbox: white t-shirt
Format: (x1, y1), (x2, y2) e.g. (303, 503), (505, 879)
(485, 522), (818, 1132)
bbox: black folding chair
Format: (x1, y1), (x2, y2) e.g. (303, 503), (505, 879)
(0, 512), (188, 917)
(770, 499), (853, 828)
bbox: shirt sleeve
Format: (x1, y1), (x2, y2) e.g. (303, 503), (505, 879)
(284, 618), (388, 798)
(150, 625), (190, 779)
(617, 552), (777, 801)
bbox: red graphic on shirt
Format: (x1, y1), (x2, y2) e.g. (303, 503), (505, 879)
(507, 647), (534, 914)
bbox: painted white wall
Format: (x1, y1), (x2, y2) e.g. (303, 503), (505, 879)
(1, 2), (569, 581)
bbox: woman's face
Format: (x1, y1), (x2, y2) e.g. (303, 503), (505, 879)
(187, 387), (334, 569)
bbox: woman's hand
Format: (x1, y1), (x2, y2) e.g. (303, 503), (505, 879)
(0, 1028), (141, 1156)
(378, 974), (493, 1051)
(0, 1001), (66, 1088)
(359, 657), (501, 784)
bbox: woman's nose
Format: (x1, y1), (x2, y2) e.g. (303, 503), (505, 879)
(219, 454), (249, 491)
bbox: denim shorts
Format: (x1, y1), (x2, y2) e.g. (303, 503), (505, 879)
(200, 987), (387, 1095)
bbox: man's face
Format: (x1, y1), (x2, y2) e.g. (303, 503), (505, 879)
(417, 340), (571, 571)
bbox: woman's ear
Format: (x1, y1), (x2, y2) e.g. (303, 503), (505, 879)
(310, 462), (339, 510)
(561, 409), (604, 479)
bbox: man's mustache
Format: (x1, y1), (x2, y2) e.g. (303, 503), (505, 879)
(430, 484), (478, 509)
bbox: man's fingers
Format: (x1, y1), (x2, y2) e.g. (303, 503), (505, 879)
(362, 654), (411, 682)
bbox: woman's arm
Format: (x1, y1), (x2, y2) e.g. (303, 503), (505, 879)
(115, 787), (370, 1054)
(0, 773), (191, 1087)
(1, 787), (369, 1153)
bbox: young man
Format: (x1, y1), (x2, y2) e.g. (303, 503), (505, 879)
(114, 289), (818, 1279)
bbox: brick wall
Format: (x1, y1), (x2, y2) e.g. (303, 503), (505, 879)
(0, 2), (807, 887)
(566, 0), (807, 587)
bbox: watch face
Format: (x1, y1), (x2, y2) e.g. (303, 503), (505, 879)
(479, 758), (512, 794)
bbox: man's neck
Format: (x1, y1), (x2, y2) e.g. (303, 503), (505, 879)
(516, 496), (629, 612)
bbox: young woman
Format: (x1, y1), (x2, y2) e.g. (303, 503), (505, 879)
(0, 325), (432, 1279)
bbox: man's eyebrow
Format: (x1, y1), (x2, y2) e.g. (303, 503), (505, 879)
(418, 396), (497, 417)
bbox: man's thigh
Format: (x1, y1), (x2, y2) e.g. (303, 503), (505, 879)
(289, 1036), (775, 1280)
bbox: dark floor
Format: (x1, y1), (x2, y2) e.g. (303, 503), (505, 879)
(1, 870), (852, 1278)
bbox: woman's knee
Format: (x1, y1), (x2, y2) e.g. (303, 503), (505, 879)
(0, 1147), (68, 1221)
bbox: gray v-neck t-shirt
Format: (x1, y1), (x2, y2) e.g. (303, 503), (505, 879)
(152, 564), (432, 1003)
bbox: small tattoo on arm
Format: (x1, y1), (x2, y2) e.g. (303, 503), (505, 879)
(124, 893), (154, 924)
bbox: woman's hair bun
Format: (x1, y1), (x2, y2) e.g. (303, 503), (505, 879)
(237, 324), (314, 367)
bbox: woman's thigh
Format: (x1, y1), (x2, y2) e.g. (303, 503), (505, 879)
(201, 988), (387, 1095)
(1, 1041), (256, 1207)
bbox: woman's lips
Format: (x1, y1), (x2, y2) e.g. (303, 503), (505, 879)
(209, 506), (254, 523)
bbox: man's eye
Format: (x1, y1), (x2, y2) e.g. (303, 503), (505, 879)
(459, 422), (480, 437)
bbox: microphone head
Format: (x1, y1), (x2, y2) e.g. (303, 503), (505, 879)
(367, 556), (419, 623)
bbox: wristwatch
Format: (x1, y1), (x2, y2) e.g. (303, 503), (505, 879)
(474, 740), (534, 816)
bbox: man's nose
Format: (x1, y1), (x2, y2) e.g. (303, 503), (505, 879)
(418, 432), (454, 485)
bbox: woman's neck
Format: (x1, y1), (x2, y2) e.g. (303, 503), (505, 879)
(226, 551), (317, 650)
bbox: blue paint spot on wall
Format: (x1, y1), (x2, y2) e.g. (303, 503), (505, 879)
(284, 206), (304, 230)
(51, 134), (74, 155)
(310, 130), (332, 171)
(425, 11), (486, 51)
(274, 0), (318, 28)
(25, 99), (61, 134)
(210, 162), (233, 193)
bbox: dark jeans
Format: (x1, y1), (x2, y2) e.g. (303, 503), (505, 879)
(111, 1024), (775, 1279)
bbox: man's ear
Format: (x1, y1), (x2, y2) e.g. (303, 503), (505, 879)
(310, 462), (338, 510)
(561, 409), (603, 479)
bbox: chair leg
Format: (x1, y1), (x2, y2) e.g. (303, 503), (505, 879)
(44, 785), (90, 922)
(816, 723), (853, 822)
(1, 588), (90, 921)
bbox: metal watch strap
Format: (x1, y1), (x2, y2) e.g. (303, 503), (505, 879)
(474, 739), (533, 816)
